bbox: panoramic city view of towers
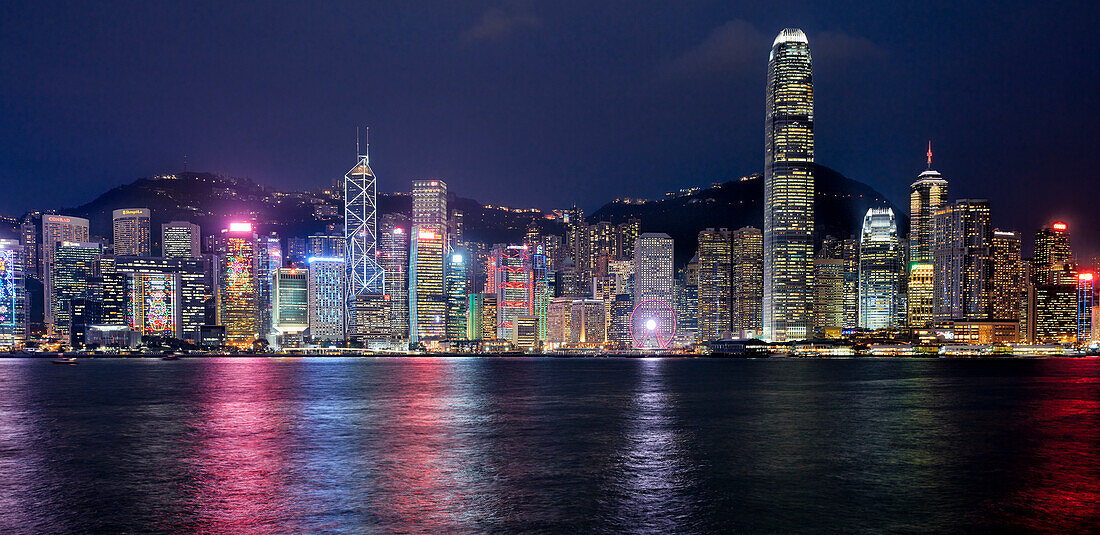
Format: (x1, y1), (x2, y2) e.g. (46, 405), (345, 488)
(0, 28), (1092, 356)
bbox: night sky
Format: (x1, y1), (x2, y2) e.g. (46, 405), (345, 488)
(1, 1), (1098, 257)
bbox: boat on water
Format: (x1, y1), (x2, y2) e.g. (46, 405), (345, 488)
(161, 354), (181, 361)
(52, 356), (77, 365)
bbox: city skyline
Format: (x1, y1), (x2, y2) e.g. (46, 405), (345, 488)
(1, 2), (1098, 259)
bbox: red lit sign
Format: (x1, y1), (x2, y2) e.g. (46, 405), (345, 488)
(1053, 222), (1067, 231)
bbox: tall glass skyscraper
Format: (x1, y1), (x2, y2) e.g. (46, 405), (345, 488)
(858, 208), (902, 330)
(112, 208), (151, 257)
(909, 144), (948, 263)
(764, 28), (814, 341)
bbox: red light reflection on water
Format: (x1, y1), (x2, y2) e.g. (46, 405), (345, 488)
(187, 358), (303, 534)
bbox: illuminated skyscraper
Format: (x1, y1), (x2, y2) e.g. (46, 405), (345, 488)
(445, 251), (468, 339)
(308, 257), (346, 342)
(217, 223), (258, 349)
(51, 241), (102, 341)
(990, 230), (1024, 324)
(256, 233), (282, 338)
(1033, 222), (1072, 285)
(731, 227), (763, 338)
(412, 179), (448, 230)
(858, 208), (902, 330)
(697, 228), (731, 341)
(906, 263), (934, 328)
(344, 132), (384, 320)
(41, 214), (90, 332)
(764, 28), (814, 341)
(112, 208), (151, 256)
(19, 217), (38, 279)
(569, 298), (606, 344)
(379, 214), (409, 339)
(409, 227), (445, 341)
(162, 221), (201, 258)
(813, 258), (846, 332)
(490, 245), (533, 341)
(933, 200), (992, 322)
(0, 240), (26, 349)
(909, 143), (948, 264)
(1077, 273), (1094, 343)
(633, 233), (674, 307)
(532, 246), (550, 341)
(130, 272), (180, 338)
(273, 267), (309, 341)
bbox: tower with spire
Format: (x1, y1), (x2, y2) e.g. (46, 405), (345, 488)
(344, 127), (385, 315)
(907, 141), (948, 328)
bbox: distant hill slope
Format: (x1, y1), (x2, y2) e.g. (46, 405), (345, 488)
(590, 164), (906, 266)
(49, 165), (902, 266)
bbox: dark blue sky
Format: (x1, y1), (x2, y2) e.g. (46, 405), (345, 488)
(2, 1), (1098, 256)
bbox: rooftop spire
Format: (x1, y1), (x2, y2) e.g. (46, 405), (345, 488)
(365, 126), (370, 164)
(926, 140), (932, 170)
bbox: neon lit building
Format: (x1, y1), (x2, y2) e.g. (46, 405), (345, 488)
(256, 233), (282, 338)
(532, 246), (550, 342)
(130, 272), (180, 338)
(0, 240), (26, 349)
(410, 227), (445, 342)
(379, 214), (409, 339)
(273, 267), (309, 338)
(217, 223), (258, 349)
(858, 208), (902, 330)
(764, 28), (814, 342)
(490, 245), (533, 341)
(161, 221), (201, 258)
(445, 251), (467, 339)
(112, 208), (151, 256)
(42, 214), (90, 333)
(51, 241), (102, 341)
(308, 257), (346, 342)
(1078, 273), (1094, 343)
(344, 133), (385, 317)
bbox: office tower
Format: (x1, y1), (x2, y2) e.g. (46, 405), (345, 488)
(130, 272), (180, 338)
(0, 240), (26, 349)
(50, 241), (102, 340)
(532, 246), (550, 342)
(42, 214), (90, 330)
(634, 233), (674, 307)
(906, 263), (934, 328)
(676, 257), (699, 344)
(933, 200), (992, 322)
(546, 296), (572, 346)
(857, 208), (902, 330)
(112, 208), (151, 256)
(764, 28), (814, 342)
(567, 219), (591, 279)
(449, 209), (464, 248)
(569, 298), (606, 344)
(490, 245), (533, 341)
(286, 237), (308, 265)
(379, 214), (409, 339)
(541, 234), (564, 272)
(1078, 273), (1094, 343)
(445, 251), (468, 339)
(697, 228), (731, 341)
(307, 257), (346, 342)
(351, 294), (392, 342)
(909, 143), (948, 263)
(480, 293), (498, 340)
(590, 221), (616, 271)
(19, 217), (38, 279)
(273, 267), (309, 341)
(991, 230), (1024, 326)
(731, 226), (764, 338)
(513, 315), (539, 350)
(308, 234), (345, 259)
(607, 294), (634, 348)
(410, 227), (446, 341)
(466, 293), (485, 340)
(616, 219), (641, 260)
(162, 221), (200, 259)
(813, 258), (846, 332)
(217, 223), (258, 349)
(412, 179), (448, 230)
(345, 134), (385, 320)
(1034, 284), (1076, 343)
(1033, 222), (1072, 285)
(256, 234), (282, 338)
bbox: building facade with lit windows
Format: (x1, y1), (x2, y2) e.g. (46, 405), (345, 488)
(130, 272), (180, 338)
(490, 245), (533, 341)
(112, 208), (151, 256)
(0, 240), (26, 349)
(445, 251), (468, 339)
(569, 298), (605, 345)
(697, 228), (731, 341)
(813, 258), (846, 333)
(51, 241), (102, 341)
(42, 214), (90, 331)
(858, 208), (902, 330)
(633, 233), (674, 309)
(379, 214), (409, 339)
(764, 28), (814, 342)
(731, 226), (763, 338)
(1077, 273), (1094, 344)
(161, 221), (201, 258)
(906, 263), (934, 329)
(1034, 222), (1072, 285)
(217, 223), (258, 349)
(273, 267), (309, 339)
(307, 257), (346, 342)
(933, 200), (992, 322)
(409, 227), (445, 342)
(990, 230), (1024, 327)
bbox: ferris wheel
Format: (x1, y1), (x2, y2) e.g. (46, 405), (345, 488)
(630, 299), (677, 349)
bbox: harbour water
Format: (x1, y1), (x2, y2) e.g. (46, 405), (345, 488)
(0, 357), (1097, 533)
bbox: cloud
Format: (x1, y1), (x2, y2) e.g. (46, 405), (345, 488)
(664, 21), (887, 77)
(663, 19), (768, 77)
(461, 1), (540, 45)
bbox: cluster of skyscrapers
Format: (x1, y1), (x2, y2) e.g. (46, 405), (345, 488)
(0, 28), (1094, 353)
